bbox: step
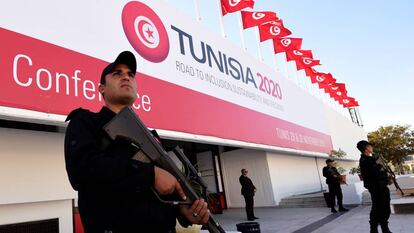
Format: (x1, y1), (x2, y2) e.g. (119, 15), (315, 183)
(278, 192), (328, 208)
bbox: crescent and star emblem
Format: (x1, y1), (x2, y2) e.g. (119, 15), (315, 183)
(281, 39), (291, 47)
(316, 75), (325, 82)
(134, 16), (160, 49)
(293, 50), (303, 56)
(252, 12), (265, 20)
(270, 25), (281, 36)
(303, 57), (312, 65)
(229, 0), (242, 7)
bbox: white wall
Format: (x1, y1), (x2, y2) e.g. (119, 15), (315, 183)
(0, 128), (76, 232)
(267, 153), (324, 204)
(221, 150), (365, 206)
(0, 128), (76, 205)
(0, 199), (73, 232)
(220, 149), (275, 207)
(324, 106), (367, 160)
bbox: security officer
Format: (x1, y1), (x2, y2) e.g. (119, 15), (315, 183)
(322, 159), (348, 213)
(358, 140), (392, 233)
(239, 168), (258, 221)
(64, 51), (209, 233)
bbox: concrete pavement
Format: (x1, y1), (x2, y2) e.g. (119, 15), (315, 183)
(212, 205), (414, 233)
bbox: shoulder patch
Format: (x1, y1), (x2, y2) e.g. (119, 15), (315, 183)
(65, 108), (91, 122)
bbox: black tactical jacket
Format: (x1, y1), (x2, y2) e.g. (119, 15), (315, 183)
(64, 107), (178, 233)
(359, 154), (389, 189)
(322, 166), (340, 185)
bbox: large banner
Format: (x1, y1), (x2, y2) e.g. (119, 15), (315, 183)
(0, 1), (332, 153)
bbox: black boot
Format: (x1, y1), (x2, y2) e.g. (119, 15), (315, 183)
(380, 222), (392, 233)
(339, 206), (349, 212)
(370, 221), (379, 233)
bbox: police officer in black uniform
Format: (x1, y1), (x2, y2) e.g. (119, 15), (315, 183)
(239, 168), (258, 221)
(357, 140), (392, 233)
(64, 51), (209, 233)
(323, 159), (349, 213)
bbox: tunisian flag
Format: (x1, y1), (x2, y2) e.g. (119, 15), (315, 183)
(241, 11), (277, 29)
(325, 83), (347, 101)
(221, 0), (255, 16)
(304, 67), (318, 78)
(295, 57), (321, 70)
(273, 37), (302, 54)
(309, 72), (336, 85)
(340, 97), (359, 108)
(258, 22), (292, 42)
(286, 49), (313, 61)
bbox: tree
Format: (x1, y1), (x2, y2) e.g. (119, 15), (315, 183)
(368, 125), (414, 174)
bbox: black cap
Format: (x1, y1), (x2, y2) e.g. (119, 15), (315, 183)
(326, 159), (334, 164)
(356, 140), (373, 153)
(100, 51), (137, 84)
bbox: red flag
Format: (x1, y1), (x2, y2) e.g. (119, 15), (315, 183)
(258, 22), (292, 42)
(221, 0), (255, 16)
(325, 83), (347, 100)
(309, 72), (336, 85)
(241, 11), (277, 29)
(295, 57), (321, 70)
(286, 49), (313, 61)
(304, 67), (319, 78)
(267, 18), (284, 27)
(273, 37), (302, 54)
(340, 97), (359, 108)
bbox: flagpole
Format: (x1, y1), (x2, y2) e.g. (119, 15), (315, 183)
(294, 68), (301, 87)
(255, 27), (264, 61)
(237, 11), (247, 51)
(216, 0), (226, 37)
(194, 0), (201, 21)
(303, 72), (313, 96)
(273, 55), (279, 71)
(316, 84), (322, 100)
(300, 71), (308, 93)
(271, 38), (278, 70)
(312, 81), (318, 99)
(295, 67), (306, 89)
(284, 53), (290, 79)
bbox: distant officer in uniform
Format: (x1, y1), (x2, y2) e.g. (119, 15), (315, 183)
(358, 140), (393, 233)
(239, 168), (258, 221)
(64, 51), (209, 233)
(323, 159), (349, 213)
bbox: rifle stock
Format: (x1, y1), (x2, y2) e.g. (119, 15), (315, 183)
(104, 107), (226, 233)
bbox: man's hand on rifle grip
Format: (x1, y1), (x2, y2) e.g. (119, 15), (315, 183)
(154, 166), (187, 200)
(180, 199), (210, 225)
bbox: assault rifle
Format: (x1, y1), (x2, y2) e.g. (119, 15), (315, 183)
(376, 155), (404, 196)
(103, 107), (226, 233)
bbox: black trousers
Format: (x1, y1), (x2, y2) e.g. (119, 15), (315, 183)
(368, 186), (391, 225)
(328, 183), (343, 208)
(243, 195), (255, 219)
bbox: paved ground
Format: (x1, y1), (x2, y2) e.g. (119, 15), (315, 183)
(211, 205), (414, 233)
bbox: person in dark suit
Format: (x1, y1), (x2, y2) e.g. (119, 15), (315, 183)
(239, 168), (258, 221)
(323, 159), (349, 213)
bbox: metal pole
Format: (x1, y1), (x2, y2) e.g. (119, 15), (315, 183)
(256, 27), (264, 61)
(237, 11), (247, 51)
(194, 0), (201, 21)
(215, 0), (226, 37)
(284, 53), (290, 79)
